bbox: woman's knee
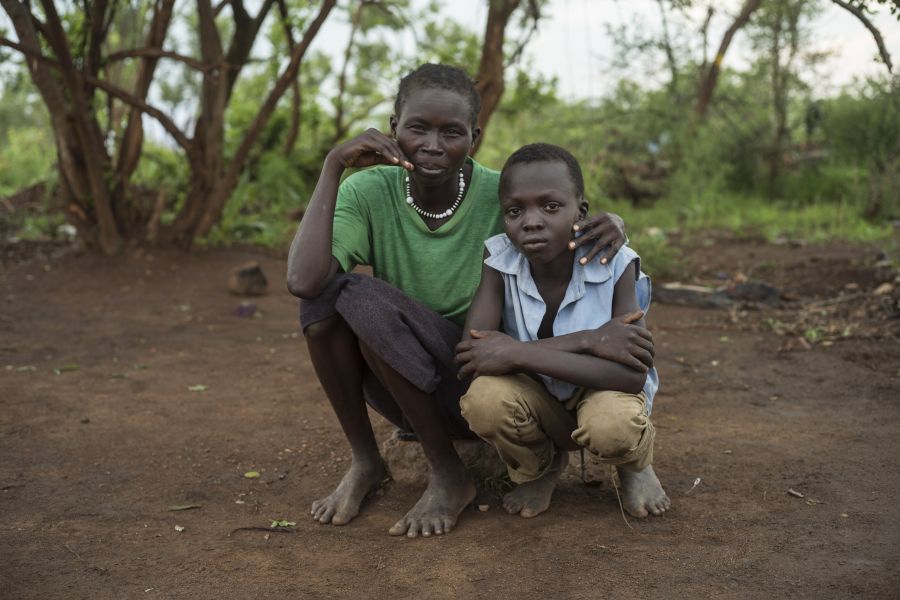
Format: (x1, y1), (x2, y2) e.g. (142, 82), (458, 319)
(302, 313), (346, 341)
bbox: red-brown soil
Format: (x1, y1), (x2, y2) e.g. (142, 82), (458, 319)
(1, 236), (898, 599)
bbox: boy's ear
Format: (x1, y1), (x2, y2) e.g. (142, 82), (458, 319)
(389, 115), (398, 138)
(578, 201), (589, 219)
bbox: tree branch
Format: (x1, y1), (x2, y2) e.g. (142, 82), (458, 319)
(106, 47), (215, 71)
(831, 0), (893, 73)
(84, 75), (194, 157)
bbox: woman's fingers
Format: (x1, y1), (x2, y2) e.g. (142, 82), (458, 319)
(571, 213), (626, 265)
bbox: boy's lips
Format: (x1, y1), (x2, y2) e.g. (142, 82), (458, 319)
(520, 238), (549, 251)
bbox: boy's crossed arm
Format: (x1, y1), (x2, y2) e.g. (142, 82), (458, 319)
(456, 261), (654, 394)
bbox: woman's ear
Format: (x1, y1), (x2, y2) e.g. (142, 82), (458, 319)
(470, 126), (482, 149)
(389, 115), (398, 139)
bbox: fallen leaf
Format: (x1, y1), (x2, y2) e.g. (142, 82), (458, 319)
(53, 364), (80, 375)
(167, 504), (202, 512)
(188, 384), (208, 392)
(270, 519), (296, 528)
(244, 471), (260, 479)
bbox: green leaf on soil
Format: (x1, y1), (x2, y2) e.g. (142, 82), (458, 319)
(188, 384), (208, 392)
(270, 520), (296, 528)
(135, 364), (150, 370)
(16, 365), (36, 372)
(53, 364), (79, 375)
(243, 471), (260, 479)
(719, 336), (730, 343)
(167, 503), (202, 512)
(109, 373), (128, 380)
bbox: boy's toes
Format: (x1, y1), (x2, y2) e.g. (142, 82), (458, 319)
(626, 503), (649, 518)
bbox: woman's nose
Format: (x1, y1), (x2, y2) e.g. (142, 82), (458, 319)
(422, 131), (441, 153)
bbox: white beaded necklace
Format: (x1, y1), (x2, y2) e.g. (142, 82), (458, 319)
(405, 169), (465, 220)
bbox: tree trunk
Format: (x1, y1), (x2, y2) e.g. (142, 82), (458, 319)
(114, 0), (176, 206)
(472, 0), (523, 155)
(695, 0), (763, 117)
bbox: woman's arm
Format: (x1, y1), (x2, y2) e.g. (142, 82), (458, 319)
(286, 129), (413, 299)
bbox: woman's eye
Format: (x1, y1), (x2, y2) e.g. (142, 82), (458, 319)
(407, 124), (425, 132)
(505, 208), (521, 217)
(444, 129), (462, 137)
(545, 202), (560, 211)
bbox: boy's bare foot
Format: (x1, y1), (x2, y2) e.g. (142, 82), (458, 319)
(617, 464), (670, 517)
(311, 459), (386, 525)
(389, 468), (476, 538)
(502, 450), (568, 518)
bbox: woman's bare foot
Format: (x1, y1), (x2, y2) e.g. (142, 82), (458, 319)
(311, 459), (386, 525)
(502, 450), (568, 518)
(388, 467), (476, 538)
(617, 464), (670, 517)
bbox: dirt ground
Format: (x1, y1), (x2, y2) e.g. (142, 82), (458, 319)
(1, 234), (899, 599)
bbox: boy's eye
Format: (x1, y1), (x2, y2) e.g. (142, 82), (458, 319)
(545, 202), (560, 211)
(505, 207), (521, 217)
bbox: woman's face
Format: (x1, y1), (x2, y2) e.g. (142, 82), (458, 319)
(391, 88), (479, 188)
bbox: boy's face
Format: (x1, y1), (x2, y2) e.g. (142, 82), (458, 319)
(500, 160), (587, 264)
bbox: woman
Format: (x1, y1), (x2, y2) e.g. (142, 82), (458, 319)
(287, 64), (632, 538)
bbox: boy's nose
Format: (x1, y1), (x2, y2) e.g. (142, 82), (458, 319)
(522, 214), (544, 231)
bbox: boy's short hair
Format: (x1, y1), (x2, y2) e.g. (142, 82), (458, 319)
(499, 143), (585, 199)
(394, 64), (481, 128)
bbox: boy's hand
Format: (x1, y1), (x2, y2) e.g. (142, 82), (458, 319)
(455, 330), (520, 380)
(580, 310), (654, 372)
(569, 211), (626, 266)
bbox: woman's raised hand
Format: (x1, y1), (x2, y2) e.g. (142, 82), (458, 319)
(329, 128), (414, 171)
(569, 211), (627, 266)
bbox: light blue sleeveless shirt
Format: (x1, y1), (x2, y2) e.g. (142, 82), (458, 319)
(484, 234), (659, 412)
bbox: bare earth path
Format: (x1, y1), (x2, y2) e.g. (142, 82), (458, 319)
(1, 239), (898, 599)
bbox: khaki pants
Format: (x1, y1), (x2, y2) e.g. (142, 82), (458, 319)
(460, 374), (655, 483)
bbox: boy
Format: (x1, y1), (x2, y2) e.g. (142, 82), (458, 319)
(455, 143), (669, 519)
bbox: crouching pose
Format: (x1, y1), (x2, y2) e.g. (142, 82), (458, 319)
(286, 66), (629, 538)
(456, 143), (670, 519)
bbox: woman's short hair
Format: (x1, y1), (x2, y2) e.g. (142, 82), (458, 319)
(394, 63), (481, 127)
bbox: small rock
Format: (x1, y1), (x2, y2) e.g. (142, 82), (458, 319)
(477, 504), (490, 512)
(228, 262), (268, 296)
(234, 302), (257, 318)
(174, 525), (185, 532)
(873, 282), (893, 296)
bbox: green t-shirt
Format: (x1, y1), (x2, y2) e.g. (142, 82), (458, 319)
(332, 158), (503, 326)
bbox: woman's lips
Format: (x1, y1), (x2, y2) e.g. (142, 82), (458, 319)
(414, 163), (447, 176)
